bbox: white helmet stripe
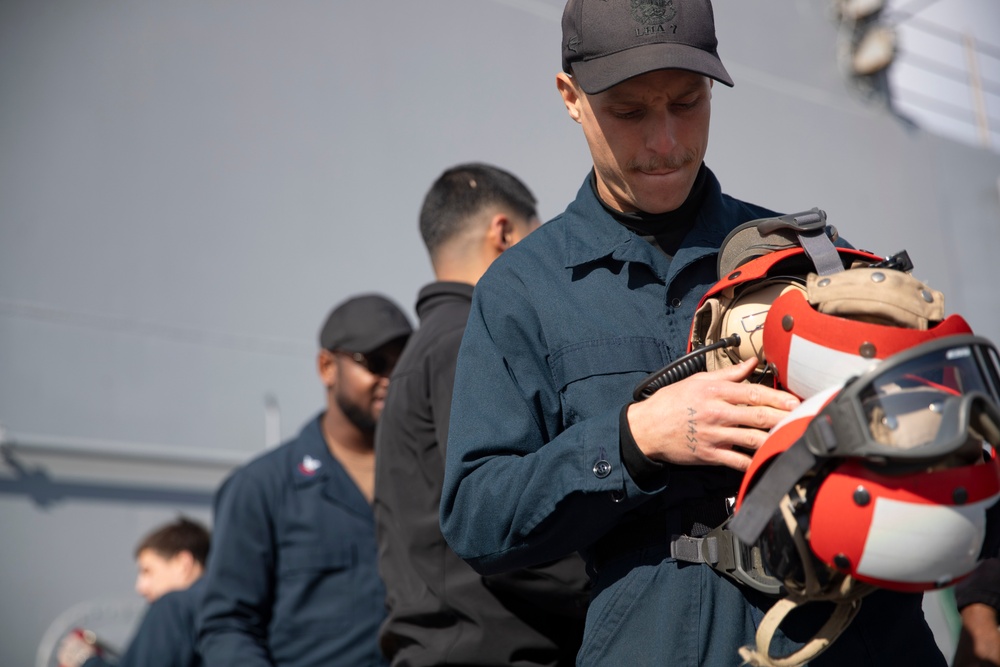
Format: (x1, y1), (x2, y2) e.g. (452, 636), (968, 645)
(855, 493), (1000, 585)
(784, 333), (881, 399)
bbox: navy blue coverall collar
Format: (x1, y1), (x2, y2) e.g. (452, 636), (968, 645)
(291, 414), (372, 519)
(560, 165), (737, 286)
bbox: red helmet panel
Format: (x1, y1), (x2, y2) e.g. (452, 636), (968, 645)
(809, 454), (1000, 591)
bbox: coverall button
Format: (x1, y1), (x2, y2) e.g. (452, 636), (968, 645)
(610, 489), (626, 503)
(593, 460), (612, 478)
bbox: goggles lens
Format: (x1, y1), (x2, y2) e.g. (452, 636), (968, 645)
(822, 337), (1000, 459)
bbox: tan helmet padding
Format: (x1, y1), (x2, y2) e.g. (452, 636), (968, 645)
(806, 268), (944, 329)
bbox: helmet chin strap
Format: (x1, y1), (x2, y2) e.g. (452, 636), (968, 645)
(738, 492), (876, 667)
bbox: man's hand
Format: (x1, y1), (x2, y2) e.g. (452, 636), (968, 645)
(958, 603), (1000, 666)
(627, 357), (800, 471)
(56, 629), (99, 667)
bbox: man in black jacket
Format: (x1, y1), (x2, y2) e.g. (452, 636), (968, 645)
(373, 163), (591, 666)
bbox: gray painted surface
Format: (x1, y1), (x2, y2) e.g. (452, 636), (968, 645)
(1, 1), (997, 665)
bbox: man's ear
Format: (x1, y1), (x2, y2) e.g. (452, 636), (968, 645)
(317, 349), (338, 388)
(171, 550), (196, 575)
(556, 72), (582, 123)
(486, 213), (513, 253)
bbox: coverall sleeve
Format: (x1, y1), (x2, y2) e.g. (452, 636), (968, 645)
(197, 469), (276, 666)
(440, 270), (660, 575)
(956, 557), (1000, 611)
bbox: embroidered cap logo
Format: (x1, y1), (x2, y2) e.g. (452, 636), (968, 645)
(631, 0), (676, 26)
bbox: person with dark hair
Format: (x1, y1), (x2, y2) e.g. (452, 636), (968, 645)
(439, 0), (947, 665)
(56, 516), (211, 667)
(131, 516), (210, 603)
(198, 294), (412, 667)
(416, 162), (539, 260)
(374, 163), (590, 666)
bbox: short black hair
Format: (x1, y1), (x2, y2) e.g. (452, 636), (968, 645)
(419, 163), (537, 258)
(134, 516), (211, 566)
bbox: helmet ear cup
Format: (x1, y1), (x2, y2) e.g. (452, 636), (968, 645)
(720, 281), (806, 367)
(690, 276), (806, 381)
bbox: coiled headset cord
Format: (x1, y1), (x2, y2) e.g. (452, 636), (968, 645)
(632, 334), (743, 402)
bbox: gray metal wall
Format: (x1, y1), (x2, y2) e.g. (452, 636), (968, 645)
(2, 1), (998, 665)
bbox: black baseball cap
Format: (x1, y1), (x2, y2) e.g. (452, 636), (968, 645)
(561, 0), (734, 95)
(319, 294), (413, 354)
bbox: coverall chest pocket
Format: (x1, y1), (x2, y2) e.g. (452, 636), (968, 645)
(273, 543), (357, 631)
(278, 543), (354, 577)
(550, 337), (667, 425)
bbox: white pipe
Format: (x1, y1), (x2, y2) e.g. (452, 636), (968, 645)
(0, 428), (247, 468)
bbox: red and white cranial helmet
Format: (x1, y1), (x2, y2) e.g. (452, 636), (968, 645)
(688, 209), (972, 399)
(648, 209), (997, 667)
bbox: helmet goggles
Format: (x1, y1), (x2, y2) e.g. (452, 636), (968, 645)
(804, 335), (1000, 464)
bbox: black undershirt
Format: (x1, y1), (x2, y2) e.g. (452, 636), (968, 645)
(592, 163), (710, 487)
(593, 162), (707, 259)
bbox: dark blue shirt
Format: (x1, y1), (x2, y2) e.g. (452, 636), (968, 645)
(441, 170), (946, 666)
(83, 578), (205, 667)
(198, 415), (386, 667)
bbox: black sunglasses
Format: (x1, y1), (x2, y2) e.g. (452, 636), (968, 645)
(334, 349), (397, 377)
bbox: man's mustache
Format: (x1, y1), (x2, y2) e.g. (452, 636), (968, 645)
(627, 151), (696, 173)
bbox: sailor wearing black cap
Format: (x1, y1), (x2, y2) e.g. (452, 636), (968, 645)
(198, 294), (412, 667)
(440, 0), (947, 665)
